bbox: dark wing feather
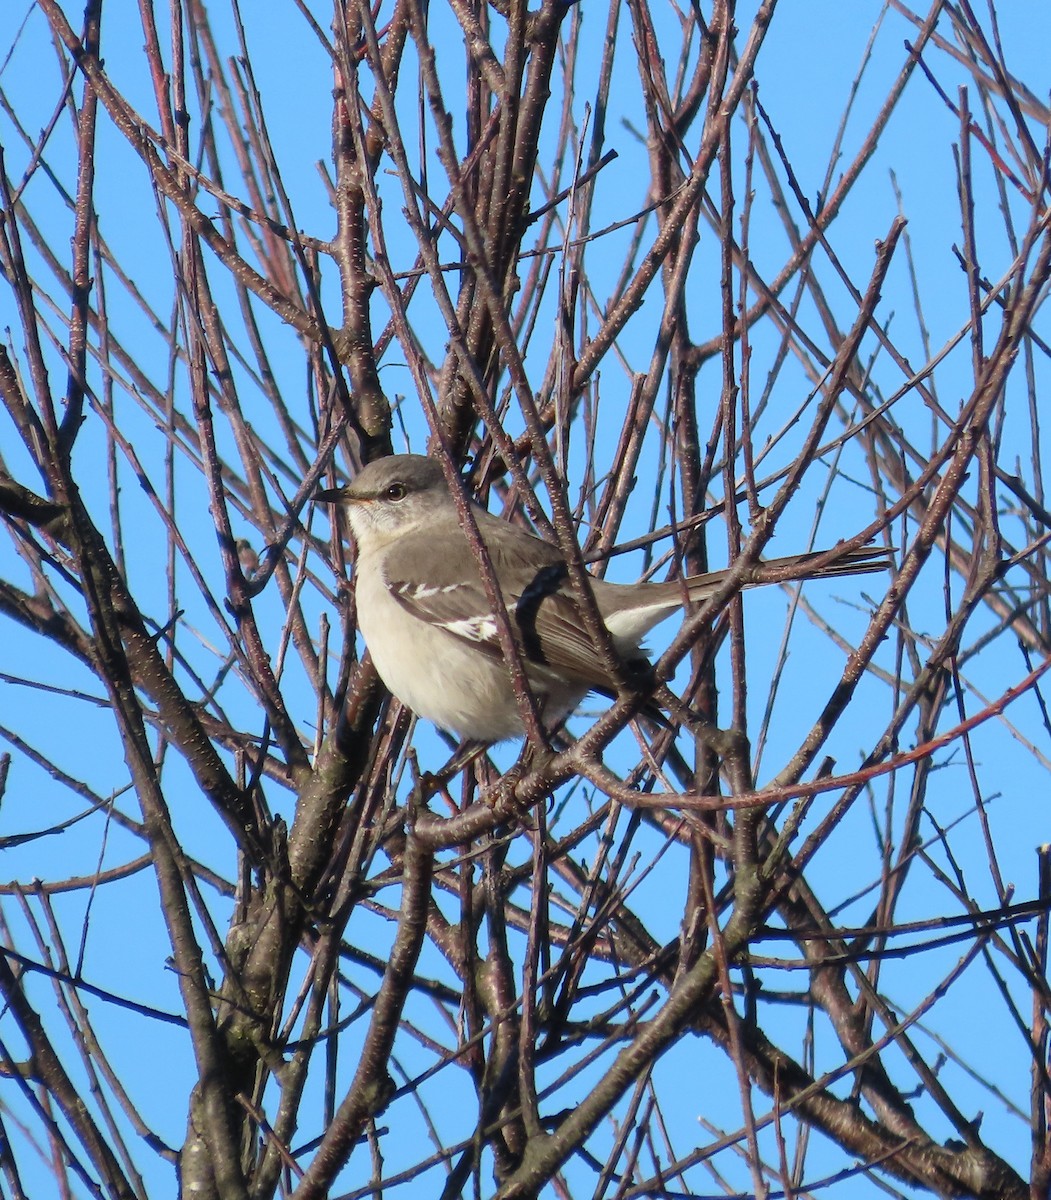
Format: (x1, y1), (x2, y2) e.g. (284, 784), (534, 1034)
(380, 517), (624, 689)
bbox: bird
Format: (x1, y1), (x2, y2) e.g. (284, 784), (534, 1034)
(316, 454), (887, 743)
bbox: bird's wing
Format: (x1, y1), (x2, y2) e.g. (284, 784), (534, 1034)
(380, 523), (624, 689)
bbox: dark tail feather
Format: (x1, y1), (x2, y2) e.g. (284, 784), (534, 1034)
(748, 543), (892, 586)
(682, 543), (892, 601)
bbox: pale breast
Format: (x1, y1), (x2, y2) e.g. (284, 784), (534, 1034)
(354, 553), (535, 741)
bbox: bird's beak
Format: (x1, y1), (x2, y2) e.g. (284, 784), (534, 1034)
(313, 485), (346, 504)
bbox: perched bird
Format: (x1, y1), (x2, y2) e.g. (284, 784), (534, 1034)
(316, 454), (886, 743)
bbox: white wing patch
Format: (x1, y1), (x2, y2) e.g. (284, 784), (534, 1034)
(440, 615), (500, 643)
(389, 579), (502, 646)
(393, 581), (464, 601)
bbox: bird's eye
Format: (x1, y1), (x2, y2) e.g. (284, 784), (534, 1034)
(385, 482), (408, 501)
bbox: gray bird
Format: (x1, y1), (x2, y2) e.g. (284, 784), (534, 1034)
(316, 454), (886, 742)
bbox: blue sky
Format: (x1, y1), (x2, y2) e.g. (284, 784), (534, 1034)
(1, 2), (1050, 1196)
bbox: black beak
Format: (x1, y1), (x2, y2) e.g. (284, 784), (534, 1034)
(313, 486), (345, 504)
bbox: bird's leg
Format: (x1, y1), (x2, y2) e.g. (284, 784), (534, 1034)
(439, 739), (489, 782)
(480, 738), (554, 809)
(650, 681), (749, 762)
(652, 681), (709, 735)
(412, 740), (491, 806)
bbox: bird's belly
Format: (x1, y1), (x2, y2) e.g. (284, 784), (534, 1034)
(355, 567), (539, 741)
